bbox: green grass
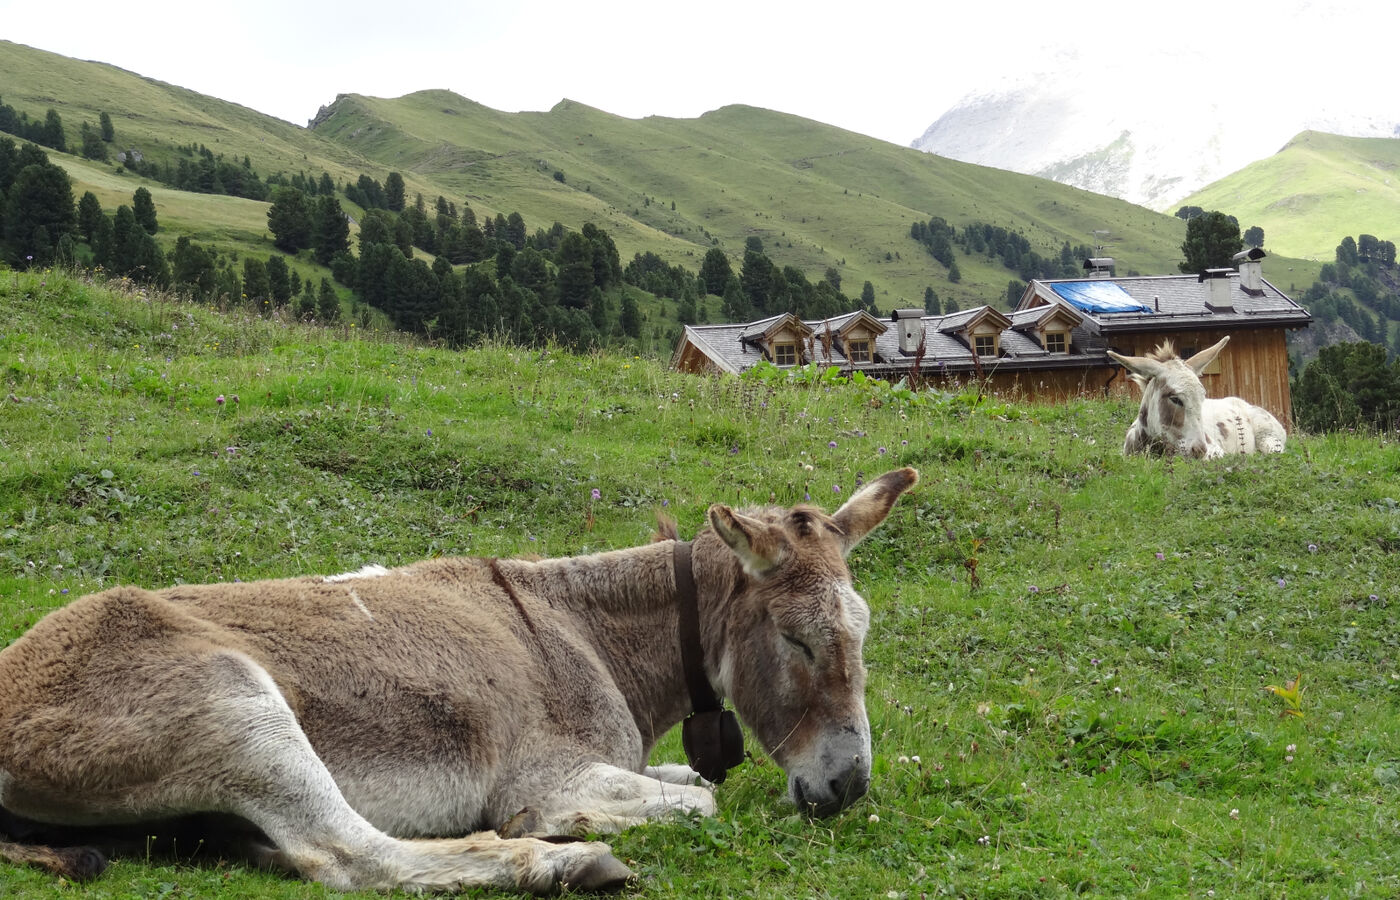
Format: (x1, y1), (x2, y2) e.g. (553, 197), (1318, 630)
(3, 269), (1400, 899)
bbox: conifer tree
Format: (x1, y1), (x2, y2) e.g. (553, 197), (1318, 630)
(132, 187), (158, 233)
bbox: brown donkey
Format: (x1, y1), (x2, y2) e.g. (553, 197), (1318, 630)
(0, 468), (918, 893)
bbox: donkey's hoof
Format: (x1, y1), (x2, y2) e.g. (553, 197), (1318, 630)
(559, 850), (633, 893)
(53, 846), (108, 881)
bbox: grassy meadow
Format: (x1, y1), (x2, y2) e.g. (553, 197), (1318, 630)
(2, 268), (1399, 899)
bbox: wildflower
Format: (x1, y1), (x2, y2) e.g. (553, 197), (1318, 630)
(1155, 551), (1165, 560)
(833, 484), (841, 494)
(1370, 594), (1380, 602)
(910, 755), (920, 764)
(1276, 578), (1287, 588)
(898, 755), (910, 764)
(1028, 585), (1040, 594)
(661, 499), (670, 507)
(591, 488), (601, 501)
(1266, 673), (1304, 718)
(1229, 809), (1240, 820)
(878, 446), (887, 455)
(868, 814), (880, 824)
(804, 491), (811, 501)
(216, 394), (226, 406)
(977, 835), (990, 846)
(901, 439), (908, 445)
(1307, 543), (1318, 553)
(60, 588), (69, 595)
(828, 440), (837, 449)
(426, 429), (432, 437)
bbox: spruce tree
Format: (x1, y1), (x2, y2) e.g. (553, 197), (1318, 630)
(132, 187), (158, 233)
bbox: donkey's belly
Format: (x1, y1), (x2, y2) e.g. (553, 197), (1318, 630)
(330, 759), (494, 838)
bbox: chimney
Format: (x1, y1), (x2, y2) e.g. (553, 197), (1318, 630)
(1083, 257), (1115, 280)
(1233, 247), (1266, 295)
(891, 308), (925, 354)
(1200, 269), (1235, 312)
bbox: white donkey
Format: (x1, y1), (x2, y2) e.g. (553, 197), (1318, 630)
(1109, 337), (1286, 457)
(0, 468), (918, 894)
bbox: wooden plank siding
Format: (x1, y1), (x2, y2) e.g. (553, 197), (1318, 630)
(934, 328), (1296, 430)
(1105, 328), (1295, 430)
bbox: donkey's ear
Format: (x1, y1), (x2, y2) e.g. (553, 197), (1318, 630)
(709, 505), (784, 575)
(831, 468), (919, 557)
(1184, 336), (1229, 376)
(1107, 350), (1165, 382)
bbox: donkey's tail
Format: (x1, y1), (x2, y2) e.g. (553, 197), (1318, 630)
(0, 836), (108, 881)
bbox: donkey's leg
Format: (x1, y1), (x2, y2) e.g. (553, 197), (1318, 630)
(644, 763), (710, 786)
(4, 649), (629, 893)
(528, 762), (716, 835)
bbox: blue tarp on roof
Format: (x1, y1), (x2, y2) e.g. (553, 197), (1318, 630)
(1051, 281), (1153, 314)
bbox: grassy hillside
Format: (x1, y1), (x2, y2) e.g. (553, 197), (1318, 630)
(2, 269), (1399, 898)
(1182, 131), (1400, 261)
(317, 91), (1197, 310)
(2, 39), (1262, 317)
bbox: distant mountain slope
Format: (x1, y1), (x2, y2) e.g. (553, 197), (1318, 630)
(2, 40), (1321, 313)
(912, 60), (1399, 213)
(1180, 131), (1400, 261)
(309, 90), (1195, 309)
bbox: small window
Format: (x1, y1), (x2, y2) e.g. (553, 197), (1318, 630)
(974, 334), (998, 357)
(774, 341), (797, 366)
(1044, 331), (1067, 354)
(847, 339), (871, 363)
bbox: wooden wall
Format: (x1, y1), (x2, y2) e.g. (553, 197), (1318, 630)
(974, 327), (1296, 430)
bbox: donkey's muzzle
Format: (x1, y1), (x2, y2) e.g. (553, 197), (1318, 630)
(791, 757), (870, 817)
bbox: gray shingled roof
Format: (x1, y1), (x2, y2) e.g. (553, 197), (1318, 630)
(674, 269), (1310, 378)
(1025, 273), (1309, 333)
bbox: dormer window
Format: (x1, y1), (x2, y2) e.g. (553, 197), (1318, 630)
(1044, 331), (1067, 354)
(974, 334), (999, 357)
(847, 339), (871, 363)
(774, 341), (798, 366)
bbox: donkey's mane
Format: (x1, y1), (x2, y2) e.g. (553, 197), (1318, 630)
(1147, 341), (1179, 363)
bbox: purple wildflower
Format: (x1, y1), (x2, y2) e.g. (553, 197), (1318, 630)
(1307, 543), (1318, 553)
(828, 440), (838, 449)
(1155, 552), (1165, 560)
(216, 394), (226, 406)
(878, 446), (888, 455)
(591, 488), (601, 501)
(1028, 585), (1040, 594)
(1277, 578), (1287, 588)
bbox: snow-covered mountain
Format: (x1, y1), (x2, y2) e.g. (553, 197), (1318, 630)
(911, 55), (1399, 210)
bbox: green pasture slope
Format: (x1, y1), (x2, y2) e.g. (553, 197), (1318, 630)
(3, 39), (1239, 315)
(2, 268), (1398, 898)
(1181, 131), (1400, 263)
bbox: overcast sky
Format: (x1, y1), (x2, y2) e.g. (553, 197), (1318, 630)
(4, 0), (1393, 146)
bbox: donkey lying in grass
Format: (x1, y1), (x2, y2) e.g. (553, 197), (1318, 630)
(1109, 337), (1286, 458)
(0, 468), (918, 893)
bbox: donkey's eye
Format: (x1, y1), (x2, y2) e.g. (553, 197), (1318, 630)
(1168, 395), (1184, 407)
(782, 633), (814, 660)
